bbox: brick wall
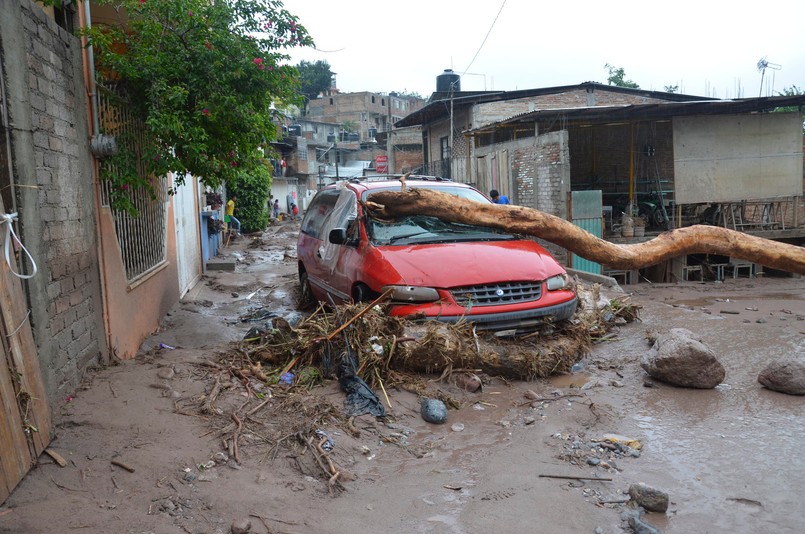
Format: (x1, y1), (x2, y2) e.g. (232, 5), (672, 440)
(512, 131), (570, 263)
(9, 1), (107, 402)
(392, 146), (423, 174)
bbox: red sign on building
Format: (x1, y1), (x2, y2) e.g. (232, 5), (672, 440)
(375, 155), (388, 174)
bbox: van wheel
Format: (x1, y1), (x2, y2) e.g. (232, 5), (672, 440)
(352, 283), (377, 304)
(299, 271), (316, 309)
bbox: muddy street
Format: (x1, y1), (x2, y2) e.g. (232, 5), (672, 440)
(1, 222), (803, 534)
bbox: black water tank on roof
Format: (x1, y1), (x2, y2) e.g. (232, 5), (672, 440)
(288, 124), (301, 136)
(436, 69), (460, 93)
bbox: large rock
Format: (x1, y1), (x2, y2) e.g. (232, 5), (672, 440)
(641, 328), (725, 389)
(629, 482), (669, 513)
(758, 357), (805, 395)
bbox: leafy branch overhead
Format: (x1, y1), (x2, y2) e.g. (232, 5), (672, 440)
(83, 0), (313, 208)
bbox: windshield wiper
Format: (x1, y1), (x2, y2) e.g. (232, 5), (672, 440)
(386, 231), (432, 244)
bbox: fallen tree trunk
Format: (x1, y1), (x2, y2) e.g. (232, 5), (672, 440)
(396, 322), (588, 380)
(365, 188), (805, 274)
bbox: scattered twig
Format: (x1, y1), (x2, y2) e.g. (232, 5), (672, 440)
(246, 397), (271, 416)
(203, 373), (222, 415)
(44, 448), (68, 467)
(375, 367), (392, 409)
(720, 310), (740, 315)
(518, 392), (586, 407)
(231, 412), (243, 464)
(249, 512), (299, 527)
(108, 380), (117, 398)
(50, 477), (88, 492)
(599, 498), (630, 504)
(346, 416), (361, 438)
(111, 476), (120, 490)
(539, 474), (612, 481)
(111, 459), (135, 473)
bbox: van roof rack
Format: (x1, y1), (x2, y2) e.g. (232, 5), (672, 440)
(354, 174), (453, 183)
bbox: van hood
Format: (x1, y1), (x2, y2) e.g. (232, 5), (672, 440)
(378, 240), (564, 288)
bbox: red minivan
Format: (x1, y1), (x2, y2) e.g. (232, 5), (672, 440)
(297, 178), (577, 332)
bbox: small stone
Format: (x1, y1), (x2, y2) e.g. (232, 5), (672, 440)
(213, 452), (229, 463)
(183, 471), (196, 482)
(524, 416), (536, 425)
(524, 389), (540, 400)
(629, 483), (669, 513)
(454, 373), (482, 392)
(231, 518), (252, 534)
(498, 420), (511, 428)
(594, 528), (604, 534)
(629, 514), (660, 534)
(231, 292), (239, 298)
(420, 399), (448, 424)
(587, 457), (601, 466)
(609, 380), (624, 388)
(451, 423), (465, 432)
(642, 379), (655, 388)
(157, 368), (175, 380)
(756, 318), (767, 324)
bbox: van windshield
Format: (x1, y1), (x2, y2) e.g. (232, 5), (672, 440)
(368, 215), (518, 245)
(363, 186), (515, 245)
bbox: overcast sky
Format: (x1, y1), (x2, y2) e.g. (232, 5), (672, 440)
(282, 0), (804, 100)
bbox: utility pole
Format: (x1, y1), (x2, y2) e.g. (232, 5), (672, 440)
(334, 137), (339, 180)
(386, 94), (394, 174)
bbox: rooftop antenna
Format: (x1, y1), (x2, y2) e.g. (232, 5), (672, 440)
(757, 56), (781, 97)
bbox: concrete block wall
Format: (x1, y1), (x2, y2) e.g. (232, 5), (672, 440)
(2, 1), (107, 404)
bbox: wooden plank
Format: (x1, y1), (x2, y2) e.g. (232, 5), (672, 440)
(0, 327), (33, 503)
(0, 252), (51, 455)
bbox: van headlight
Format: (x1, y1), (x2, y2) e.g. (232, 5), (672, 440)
(546, 273), (570, 291)
(382, 285), (440, 302)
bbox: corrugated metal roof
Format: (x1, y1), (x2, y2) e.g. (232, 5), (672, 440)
(395, 82), (713, 128)
(467, 95), (805, 132)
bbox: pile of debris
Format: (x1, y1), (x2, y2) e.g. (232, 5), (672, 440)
(174, 283), (639, 491)
(238, 282), (640, 387)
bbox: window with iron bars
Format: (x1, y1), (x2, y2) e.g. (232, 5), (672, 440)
(97, 83), (168, 283)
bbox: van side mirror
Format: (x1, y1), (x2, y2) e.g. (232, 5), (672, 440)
(328, 228), (348, 245)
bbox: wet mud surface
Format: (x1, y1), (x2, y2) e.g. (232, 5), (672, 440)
(1, 222), (803, 534)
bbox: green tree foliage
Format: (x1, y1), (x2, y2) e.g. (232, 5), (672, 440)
(604, 64), (640, 89)
(229, 160), (272, 233)
(296, 59), (334, 108)
(774, 85), (805, 133)
(82, 0), (312, 211)
(664, 85), (679, 93)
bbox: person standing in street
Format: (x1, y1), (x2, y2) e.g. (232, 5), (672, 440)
(226, 195), (241, 235)
(272, 198), (280, 219)
(490, 189), (510, 204)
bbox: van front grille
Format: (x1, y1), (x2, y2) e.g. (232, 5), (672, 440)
(451, 281), (542, 307)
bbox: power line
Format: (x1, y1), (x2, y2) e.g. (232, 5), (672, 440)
(462, 0), (507, 77)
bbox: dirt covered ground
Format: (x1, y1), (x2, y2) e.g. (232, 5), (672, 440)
(1, 221), (804, 534)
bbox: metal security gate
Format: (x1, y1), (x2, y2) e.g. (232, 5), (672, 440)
(173, 175), (201, 297)
(570, 190), (603, 274)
